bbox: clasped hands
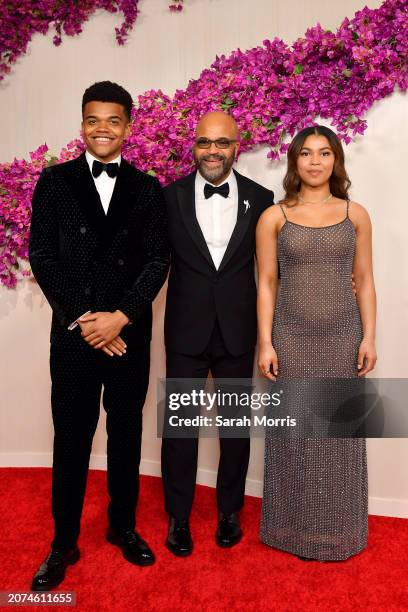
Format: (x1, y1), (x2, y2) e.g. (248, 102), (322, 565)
(78, 310), (129, 357)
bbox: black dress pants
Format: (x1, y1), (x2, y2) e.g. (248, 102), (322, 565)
(49, 333), (150, 548)
(161, 321), (255, 520)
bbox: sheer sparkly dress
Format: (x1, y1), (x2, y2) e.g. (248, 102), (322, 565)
(260, 201), (368, 561)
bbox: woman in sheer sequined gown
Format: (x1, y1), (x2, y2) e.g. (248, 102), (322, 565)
(256, 126), (377, 561)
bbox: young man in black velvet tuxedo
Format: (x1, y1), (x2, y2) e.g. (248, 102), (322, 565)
(29, 81), (169, 590)
(161, 111), (274, 555)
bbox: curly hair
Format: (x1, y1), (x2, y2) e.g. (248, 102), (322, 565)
(82, 81), (133, 121)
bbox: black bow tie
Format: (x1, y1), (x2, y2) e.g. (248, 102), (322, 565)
(92, 160), (119, 178)
(204, 182), (230, 199)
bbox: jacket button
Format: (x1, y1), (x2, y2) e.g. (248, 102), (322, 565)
(118, 259), (124, 266)
(84, 288), (91, 295)
(80, 226), (86, 234)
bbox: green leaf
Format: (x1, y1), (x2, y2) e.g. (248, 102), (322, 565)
(221, 96), (235, 110)
(352, 31), (359, 42)
(241, 130), (251, 141)
(293, 64), (304, 75)
(147, 169), (157, 177)
(342, 69), (352, 78)
(167, 149), (179, 161)
(46, 155), (58, 166)
(264, 119), (276, 131)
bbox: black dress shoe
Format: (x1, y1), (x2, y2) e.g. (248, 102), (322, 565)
(31, 547), (80, 592)
(165, 517), (193, 557)
(107, 528), (155, 566)
(216, 512), (242, 548)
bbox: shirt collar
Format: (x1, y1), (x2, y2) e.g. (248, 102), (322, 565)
(85, 150), (121, 173)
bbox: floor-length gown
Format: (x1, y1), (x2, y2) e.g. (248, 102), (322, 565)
(260, 202), (368, 561)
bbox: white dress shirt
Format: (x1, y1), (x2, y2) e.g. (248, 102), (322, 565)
(195, 170), (238, 270)
(85, 150), (121, 214)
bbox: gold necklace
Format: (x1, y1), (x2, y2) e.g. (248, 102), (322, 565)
(297, 193), (333, 205)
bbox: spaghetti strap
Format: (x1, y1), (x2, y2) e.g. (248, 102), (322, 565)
(279, 204), (288, 221)
(346, 200), (350, 218)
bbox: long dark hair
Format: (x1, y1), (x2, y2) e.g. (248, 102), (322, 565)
(281, 125), (351, 206)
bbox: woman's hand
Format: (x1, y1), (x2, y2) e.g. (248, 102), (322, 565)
(357, 338), (377, 377)
(258, 342), (279, 381)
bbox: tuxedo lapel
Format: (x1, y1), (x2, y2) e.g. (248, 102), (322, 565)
(177, 172), (216, 270)
(105, 158), (137, 238)
(217, 170), (254, 273)
(64, 152), (106, 235)
(64, 154), (142, 241)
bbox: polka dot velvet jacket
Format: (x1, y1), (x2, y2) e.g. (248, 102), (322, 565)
(29, 152), (170, 346)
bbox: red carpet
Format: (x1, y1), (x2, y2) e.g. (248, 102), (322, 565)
(0, 468), (407, 611)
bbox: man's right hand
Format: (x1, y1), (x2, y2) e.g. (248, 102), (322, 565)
(78, 321), (127, 357)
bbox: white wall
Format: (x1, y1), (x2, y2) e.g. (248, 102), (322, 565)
(1, 0), (407, 518)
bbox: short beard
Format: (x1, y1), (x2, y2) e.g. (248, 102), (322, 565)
(194, 151), (235, 183)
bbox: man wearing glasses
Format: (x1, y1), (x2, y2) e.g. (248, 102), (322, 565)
(161, 111), (274, 556)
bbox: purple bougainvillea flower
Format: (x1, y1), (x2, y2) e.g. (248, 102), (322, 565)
(0, 0), (407, 286)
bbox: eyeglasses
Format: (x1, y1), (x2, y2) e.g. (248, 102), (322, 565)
(194, 138), (237, 149)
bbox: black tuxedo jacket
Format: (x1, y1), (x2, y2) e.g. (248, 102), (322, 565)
(29, 152), (169, 346)
(164, 169), (274, 356)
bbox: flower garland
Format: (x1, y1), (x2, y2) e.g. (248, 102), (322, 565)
(0, 0), (407, 288)
(0, 1), (185, 81)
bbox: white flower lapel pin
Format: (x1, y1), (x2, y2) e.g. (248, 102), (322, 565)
(244, 199), (251, 214)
